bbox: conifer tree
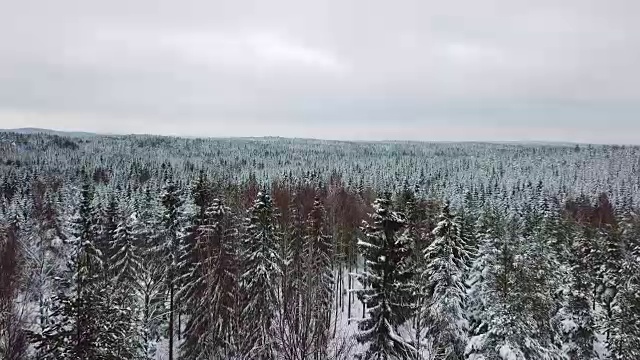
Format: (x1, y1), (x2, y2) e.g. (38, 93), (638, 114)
(563, 224), (598, 360)
(175, 171), (211, 352)
(180, 171), (212, 284)
(32, 177), (129, 359)
(305, 196), (334, 358)
(0, 214), (27, 360)
(466, 212), (562, 360)
(108, 205), (145, 358)
(521, 208), (563, 357)
(466, 208), (498, 343)
(421, 202), (469, 360)
(605, 209), (640, 359)
(240, 191), (281, 359)
(181, 198), (238, 358)
(354, 196), (416, 360)
(135, 186), (166, 356)
(111, 209), (144, 292)
(160, 179), (184, 360)
(277, 191), (313, 359)
(284, 193), (305, 329)
(100, 194), (120, 269)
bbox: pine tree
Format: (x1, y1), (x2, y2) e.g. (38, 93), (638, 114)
(421, 202), (469, 360)
(111, 209), (144, 293)
(160, 180), (184, 360)
(180, 171), (212, 287)
(109, 206), (145, 358)
(277, 191), (313, 360)
(466, 212), (562, 360)
(136, 186), (166, 357)
(466, 208), (498, 344)
(205, 199), (239, 357)
(397, 183), (431, 355)
(175, 171), (211, 355)
(239, 191), (281, 359)
(605, 208), (640, 359)
(521, 207), (563, 358)
(563, 224), (598, 360)
(100, 194), (120, 269)
(354, 196), (416, 360)
(181, 198), (238, 358)
(178, 172), (212, 358)
(305, 196), (334, 358)
(0, 214), (27, 360)
(32, 177), (128, 359)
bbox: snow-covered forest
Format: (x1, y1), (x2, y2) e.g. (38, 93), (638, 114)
(1, 131), (640, 359)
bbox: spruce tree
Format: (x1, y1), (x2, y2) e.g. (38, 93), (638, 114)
(239, 191), (281, 359)
(100, 194), (120, 269)
(0, 213), (27, 360)
(466, 212), (562, 360)
(354, 196), (416, 360)
(605, 208), (640, 359)
(175, 171), (211, 356)
(304, 196), (334, 358)
(160, 179), (184, 360)
(466, 208), (498, 344)
(111, 208), (144, 292)
(109, 206), (145, 358)
(181, 198), (238, 358)
(421, 202), (469, 360)
(135, 186), (166, 357)
(563, 224), (598, 359)
(32, 177), (128, 359)
(521, 207), (563, 357)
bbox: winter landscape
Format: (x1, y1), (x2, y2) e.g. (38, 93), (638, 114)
(2, 0), (640, 359)
(1, 132), (639, 359)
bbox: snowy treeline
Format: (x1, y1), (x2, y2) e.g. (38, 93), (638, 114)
(1, 132), (640, 359)
(2, 132), (640, 206)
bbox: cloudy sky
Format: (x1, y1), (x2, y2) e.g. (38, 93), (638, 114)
(1, 0), (639, 143)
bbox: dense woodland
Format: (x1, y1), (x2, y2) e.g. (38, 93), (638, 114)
(1, 131), (640, 359)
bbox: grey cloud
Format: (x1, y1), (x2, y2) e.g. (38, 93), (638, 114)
(1, 0), (639, 142)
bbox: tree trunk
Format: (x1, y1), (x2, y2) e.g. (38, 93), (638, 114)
(169, 283), (174, 360)
(347, 260), (352, 324)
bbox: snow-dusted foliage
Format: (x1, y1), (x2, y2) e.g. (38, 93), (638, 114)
(303, 196), (334, 357)
(159, 178), (184, 360)
(2, 131), (640, 359)
(239, 191), (281, 359)
(181, 196), (238, 359)
(354, 197), (416, 360)
(421, 202), (470, 360)
(466, 210), (563, 360)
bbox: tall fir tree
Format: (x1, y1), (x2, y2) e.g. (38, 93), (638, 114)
(160, 179), (184, 360)
(304, 196), (334, 358)
(563, 223), (598, 359)
(605, 208), (640, 359)
(108, 205), (145, 358)
(181, 198), (239, 358)
(240, 191), (281, 359)
(135, 186), (166, 357)
(0, 212), (27, 360)
(466, 212), (562, 360)
(100, 194), (120, 271)
(111, 208), (144, 293)
(421, 202), (469, 360)
(354, 196), (416, 360)
(32, 176), (131, 359)
(466, 207), (498, 346)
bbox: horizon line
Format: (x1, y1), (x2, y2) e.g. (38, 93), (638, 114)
(1, 126), (635, 147)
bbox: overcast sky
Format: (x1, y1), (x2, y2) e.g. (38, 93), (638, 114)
(1, 0), (639, 143)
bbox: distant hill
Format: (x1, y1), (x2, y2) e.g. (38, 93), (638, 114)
(0, 128), (596, 147)
(1, 127), (97, 137)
